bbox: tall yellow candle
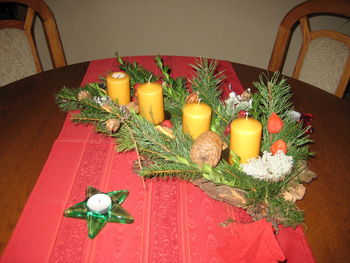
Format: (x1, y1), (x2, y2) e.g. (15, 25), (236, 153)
(182, 102), (212, 139)
(229, 117), (262, 164)
(137, 82), (164, 124)
(106, 72), (130, 105)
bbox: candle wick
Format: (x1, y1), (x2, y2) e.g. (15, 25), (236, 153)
(245, 112), (249, 119)
(198, 98), (201, 105)
(148, 74), (152, 83)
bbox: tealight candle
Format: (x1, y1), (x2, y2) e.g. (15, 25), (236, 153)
(182, 102), (212, 139)
(137, 82), (165, 124)
(86, 194), (112, 214)
(106, 72), (131, 105)
(229, 117), (262, 164)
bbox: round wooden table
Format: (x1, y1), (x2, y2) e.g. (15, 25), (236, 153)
(1, 60), (349, 263)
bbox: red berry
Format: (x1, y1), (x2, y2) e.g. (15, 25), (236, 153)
(224, 123), (231, 136)
(161, 120), (173, 128)
(238, 110), (246, 118)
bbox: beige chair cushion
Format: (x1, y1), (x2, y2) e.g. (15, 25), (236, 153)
(0, 28), (37, 87)
(299, 37), (349, 94)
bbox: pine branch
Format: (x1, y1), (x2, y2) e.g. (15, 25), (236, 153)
(190, 59), (229, 129)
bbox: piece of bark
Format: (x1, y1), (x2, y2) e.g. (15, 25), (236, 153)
(299, 168), (317, 183)
(297, 161), (317, 183)
(191, 178), (248, 208)
(282, 184), (306, 202)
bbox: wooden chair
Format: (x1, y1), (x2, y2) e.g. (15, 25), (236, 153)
(0, 0), (66, 86)
(268, 0), (350, 98)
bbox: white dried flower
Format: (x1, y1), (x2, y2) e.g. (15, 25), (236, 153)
(93, 96), (112, 106)
(286, 110), (301, 122)
(241, 151), (293, 182)
(225, 88), (252, 116)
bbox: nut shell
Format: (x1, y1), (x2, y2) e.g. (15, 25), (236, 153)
(190, 131), (223, 167)
(105, 118), (121, 132)
(185, 92), (199, 104)
(77, 90), (91, 100)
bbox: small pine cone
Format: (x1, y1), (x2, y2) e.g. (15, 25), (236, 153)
(105, 118), (120, 132)
(190, 131), (223, 167)
(77, 90), (91, 100)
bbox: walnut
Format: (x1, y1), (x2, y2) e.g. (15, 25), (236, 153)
(190, 131), (223, 167)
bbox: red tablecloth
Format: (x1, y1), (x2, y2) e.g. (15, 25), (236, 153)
(1, 56), (315, 263)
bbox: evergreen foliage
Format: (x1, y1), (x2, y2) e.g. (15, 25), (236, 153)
(55, 56), (312, 227)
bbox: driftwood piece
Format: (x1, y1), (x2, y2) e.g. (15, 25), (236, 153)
(191, 178), (248, 208)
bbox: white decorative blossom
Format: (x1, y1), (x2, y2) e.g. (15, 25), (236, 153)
(93, 96), (112, 106)
(241, 151), (293, 181)
(225, 88), (252, 115)
(286, 110), (301, 122)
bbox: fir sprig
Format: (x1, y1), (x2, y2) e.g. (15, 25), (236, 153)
(250, 72), (312, 162)
(190, 59), (229, 135)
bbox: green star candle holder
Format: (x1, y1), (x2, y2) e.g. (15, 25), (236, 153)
(64, 186), (134, 239)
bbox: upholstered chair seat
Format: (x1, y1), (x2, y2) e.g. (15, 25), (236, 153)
(0, 0), (66, 87)
(299, 37), (349, 95)
(0, 28), (37, 86)
(268, 0), (350, 98)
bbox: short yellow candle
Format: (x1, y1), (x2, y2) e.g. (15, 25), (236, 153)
(137, 82), (164, 124)
(106, 72), (131, 105)
(229, 117), (262, 164)
(182, 102), (212, 139)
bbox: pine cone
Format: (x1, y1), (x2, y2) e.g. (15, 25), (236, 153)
(190, 131), (223, 167)
(77, 90), (91, 100)
(105, 118), (120, 132)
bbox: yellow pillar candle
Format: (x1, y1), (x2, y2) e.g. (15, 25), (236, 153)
(106, 72), (130, 105)
(229, 117), (262, 164)
(137, 82), (164, 124)
(182, 102), (212, 139)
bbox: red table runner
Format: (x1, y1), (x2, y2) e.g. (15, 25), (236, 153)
(1, 56), (315, 263)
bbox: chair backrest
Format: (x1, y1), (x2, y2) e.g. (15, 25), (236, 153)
(0, 0), (66, 86)
(268, 0), (350, 98)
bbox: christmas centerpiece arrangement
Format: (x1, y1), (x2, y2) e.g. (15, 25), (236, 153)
(56, 56), (315, 228)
